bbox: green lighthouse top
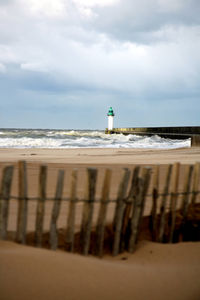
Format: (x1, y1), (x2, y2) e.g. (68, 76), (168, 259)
(107, 107), (115, 116)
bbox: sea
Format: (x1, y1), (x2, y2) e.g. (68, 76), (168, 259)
(0, 128), (190, 149)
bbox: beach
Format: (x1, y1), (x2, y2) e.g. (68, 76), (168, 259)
(0, 146), (199, 164)
(0, 147), (200, 300)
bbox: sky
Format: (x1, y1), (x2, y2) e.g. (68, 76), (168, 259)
(0, 0), (200, 129)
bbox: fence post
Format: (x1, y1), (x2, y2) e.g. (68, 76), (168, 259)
(113, 168), (131, 229)
(112, 168), (130, 256)
(120, 166), (140, 252)
(50, 170), (65, 250)
(150, 165), (159, 241)
(16, 161), (28, 244)
(181, 165), (194, 218)
(128, 167), (151, 253)
(0, 165), (14, 239)
(95, 169), (111, 257)
(35, 165), (47, 247)
(179, 165), (193, 241)
(191, 162), (200, 205)
(66, 169), (78, 252)
(80, 168), (97, 255)
(157, 164), (172, 243)
(168, 162), (180, 243)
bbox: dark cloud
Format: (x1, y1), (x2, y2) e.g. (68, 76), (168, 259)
(90, 0), (200, 43)
(0, 0), (14, 5)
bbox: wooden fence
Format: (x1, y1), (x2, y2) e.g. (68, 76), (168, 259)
(0, 161), (199, 257)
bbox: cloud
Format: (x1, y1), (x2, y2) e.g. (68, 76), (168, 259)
(0, 0), (199, 128)
(91, 0), (200, 43)
(0, 62), (6, 72)
(20, 62), (48, 73)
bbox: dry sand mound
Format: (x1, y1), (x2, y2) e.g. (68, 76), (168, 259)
(1, 240), (200, 300)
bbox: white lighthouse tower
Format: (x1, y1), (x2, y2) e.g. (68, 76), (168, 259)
(107, 107), (115, 131)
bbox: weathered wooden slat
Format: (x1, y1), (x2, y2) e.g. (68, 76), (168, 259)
(113, 168), (130, 229)
(137, 168), (152, 237)
(127, 167), (140, 201)
(179, 165), (194, 241)
(0, 166), (14, 239)
(50, 170), (65, 250)
(157, 164), (172, 243)
(181, 165), (194, 219)
(66, 169), (78, 252)
(128, 167), (151, 253)
(80, 168), (97, 255)
(16, 161), (28, 244)
(95, 169), (111, 257)
(112, 168), (131, 256)
(150, 165), (159, 241)
(168, 162), (180, 243)
(35, 165), (47, 247)
(122, 167), (140, 234)
(120, 166), (140, 252)
(191, 162), (200, 205)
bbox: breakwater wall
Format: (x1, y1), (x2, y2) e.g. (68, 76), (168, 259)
(105, 126), (200, 146)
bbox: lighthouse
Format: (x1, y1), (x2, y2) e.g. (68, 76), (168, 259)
(107, 107), (115, 131)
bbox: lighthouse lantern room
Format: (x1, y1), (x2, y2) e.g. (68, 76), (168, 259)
(107, 107), (115, 131)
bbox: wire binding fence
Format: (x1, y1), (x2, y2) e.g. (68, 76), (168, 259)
(5, 190), (200, 202)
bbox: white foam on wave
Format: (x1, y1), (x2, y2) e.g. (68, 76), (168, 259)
(0, 130), (191, 149)
(48, 130), (107, 138)
(0, 137), (61, 148)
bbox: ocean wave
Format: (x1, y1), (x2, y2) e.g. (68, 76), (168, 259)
(0, 129), (191, 149)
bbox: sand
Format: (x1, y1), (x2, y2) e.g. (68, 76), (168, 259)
(0, 147), (200, 164)
(0, 147), (200, 299)
(0, 240), (200, 300)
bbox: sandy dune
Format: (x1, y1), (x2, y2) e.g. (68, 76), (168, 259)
(0, 240), (200, 300)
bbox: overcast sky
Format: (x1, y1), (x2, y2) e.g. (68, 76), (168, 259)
(0, 0), (200, 129)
